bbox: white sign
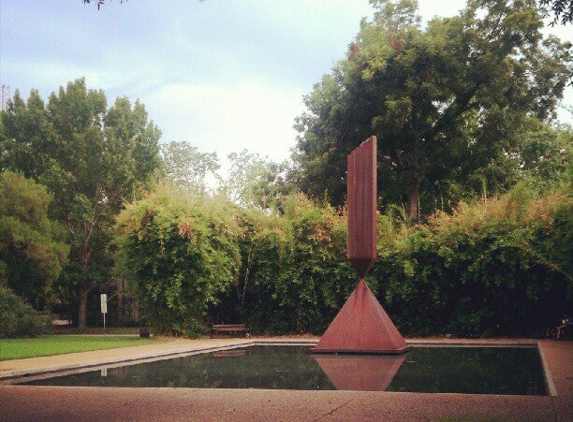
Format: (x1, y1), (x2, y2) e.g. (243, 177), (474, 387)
(100, 294), (107, 314)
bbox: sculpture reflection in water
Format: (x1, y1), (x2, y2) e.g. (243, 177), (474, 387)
(312, 354), (406, 391)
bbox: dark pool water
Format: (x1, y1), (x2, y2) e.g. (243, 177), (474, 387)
(19, 346), (547, 395)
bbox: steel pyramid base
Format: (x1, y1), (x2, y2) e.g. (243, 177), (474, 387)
(312, 279), (411, 354)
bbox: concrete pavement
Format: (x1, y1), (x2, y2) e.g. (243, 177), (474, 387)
(0, 337), (571, 422)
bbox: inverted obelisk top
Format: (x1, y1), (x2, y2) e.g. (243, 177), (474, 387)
(347, 136), (377, 278)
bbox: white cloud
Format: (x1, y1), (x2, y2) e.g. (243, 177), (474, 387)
(147, 81), (305, 163)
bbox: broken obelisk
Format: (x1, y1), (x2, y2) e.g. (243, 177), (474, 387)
(312, 136), (410, 354)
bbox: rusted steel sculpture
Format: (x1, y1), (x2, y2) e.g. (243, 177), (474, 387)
(347, 136), (378, 278)
(312, 136), (410, 354)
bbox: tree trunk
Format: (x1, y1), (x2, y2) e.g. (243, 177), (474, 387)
(78, 285), (89, 332)
(77, 244), (93, 332)
(407, 181), (421, 221)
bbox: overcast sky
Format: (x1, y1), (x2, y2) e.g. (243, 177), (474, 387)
(1, 0), (571, 166)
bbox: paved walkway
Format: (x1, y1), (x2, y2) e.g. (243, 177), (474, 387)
(0, 337), (571, 422)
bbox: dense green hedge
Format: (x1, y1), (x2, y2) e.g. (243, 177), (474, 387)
(373, 187), (572, 337)
(212, 194), (360, 334)
(115, 186), (241, 337)
(116, 186), (571, 338)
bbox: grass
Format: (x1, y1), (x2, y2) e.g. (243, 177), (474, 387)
(0, 335), (158, 361)
(51, 326), (141, 335)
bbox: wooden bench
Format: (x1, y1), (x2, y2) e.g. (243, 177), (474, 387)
(210, 324), (251, 338)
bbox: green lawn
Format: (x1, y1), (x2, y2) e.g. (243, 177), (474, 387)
(0, 335), (158, 361)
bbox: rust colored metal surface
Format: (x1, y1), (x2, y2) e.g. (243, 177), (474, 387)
(313, 353), (406, 391)
(313, 136), (409, 355)
(312, 280), (411, 354)
(347, 136), (377, 278)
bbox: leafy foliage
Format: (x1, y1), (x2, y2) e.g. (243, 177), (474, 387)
(373, 184), (572, 336)
(294, 0), (572, 220)
(114, 185), (241, 336)
(219, 150), (270, 207)
(0, 285), (49, 338)
(211, 194), (366, 334)
(159, 141), (220, 196)
(218, 150), (295, 212)
(540, 0), (573, 24)
(115, 180), (571, 338)
(518, 120), (572, 190)
(1, 79), (161, 329)
(0, 172), (69, 308)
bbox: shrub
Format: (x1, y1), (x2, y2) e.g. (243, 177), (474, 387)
(117, 185), (571, 338)
(219, 194), (361, 335)
(114, 185), (241, 337)
(374, 186), (572, 337)
(0, 285), (48, 338)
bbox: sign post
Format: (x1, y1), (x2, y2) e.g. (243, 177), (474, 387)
(100, 294), (107, 331)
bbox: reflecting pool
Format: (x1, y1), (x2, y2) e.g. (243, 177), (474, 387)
(19, 346), (547, 395)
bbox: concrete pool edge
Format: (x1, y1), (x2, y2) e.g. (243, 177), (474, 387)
(0, 384), (563, 422)
(0, 337), (557, 394)
(0, 338), (548, 379)
(537, 341), (558, 397)
(1, 338), (571, 422)
(0, 337), (536, 381)
(0, 339), (257, 383)
(0, 339), (313, 380)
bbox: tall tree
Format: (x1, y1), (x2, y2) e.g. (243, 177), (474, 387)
(294, 0), (572, 220)
(518, 119), (572, 189)
(219, 150), (272, 208)
(249, 160), (296, 213)
(1, 79), (161, 329)
(0, 172), (69, 309)
(159, 141), (220, 196)
(218, 151), (295, 212)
